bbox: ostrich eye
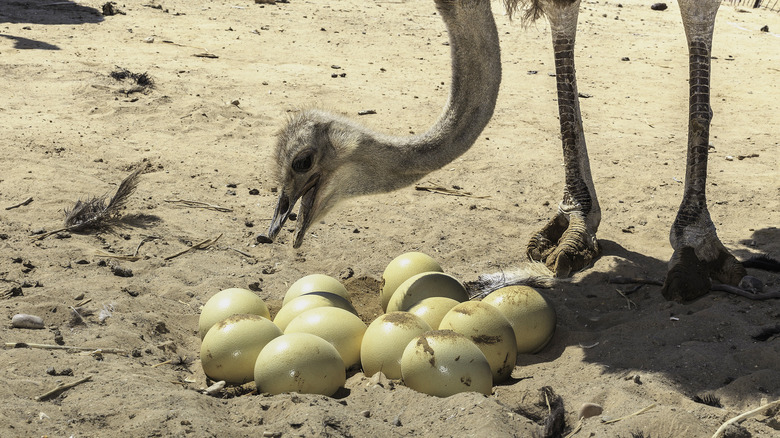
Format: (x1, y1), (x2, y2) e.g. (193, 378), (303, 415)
(291, 152), (313, 173)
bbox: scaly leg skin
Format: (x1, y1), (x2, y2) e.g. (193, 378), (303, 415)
(662, 0), (746, 302)
(528, 0), (601, 277)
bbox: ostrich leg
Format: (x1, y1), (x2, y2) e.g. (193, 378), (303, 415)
(527, 0), (601, 277)
(662, 0), (746, 301)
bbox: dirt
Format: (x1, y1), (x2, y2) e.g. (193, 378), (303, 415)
(1, 0), (779, 437)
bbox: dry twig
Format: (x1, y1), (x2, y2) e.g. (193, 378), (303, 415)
(5, 197), (33, 210)
(414, 184), (489, 199)
(602, 403), (656, 424)
(164, 199), (232, 212)
(35, 375), (92, 401)
(5, 342), (127, 355)
(164, 234), (223, 260)
(711, 399), (780, 438)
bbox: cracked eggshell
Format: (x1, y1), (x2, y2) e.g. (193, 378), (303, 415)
(283, 274), (350, 306)
(360, 312), (432, 379)
(200, 314), (282, 384)
(380, 252), (443, 312)
(273, 292), (358, 331)
(438, 301), (517, 383)
(482, 286), (556, 354)
(198, 288), (270, 339)
(284, 307), (367, 369)
(407, 296), (460, 330)
(385, 272), (468, 314)
(400, 329), (492, 397)
(254, 333), (345, 396)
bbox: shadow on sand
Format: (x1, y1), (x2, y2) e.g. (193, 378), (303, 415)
(1, 0), (104, 50)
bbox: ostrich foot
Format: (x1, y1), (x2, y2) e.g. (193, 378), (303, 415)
(527, 212), (599, 277)
(662, 244), (746, 302)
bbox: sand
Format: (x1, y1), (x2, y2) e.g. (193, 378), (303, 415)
(1, 0), (779, 436)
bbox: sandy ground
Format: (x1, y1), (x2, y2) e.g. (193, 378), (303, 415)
(1, 0), (779, 436)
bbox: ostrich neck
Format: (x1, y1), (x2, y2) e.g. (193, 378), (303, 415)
(348, 0), (501, 194)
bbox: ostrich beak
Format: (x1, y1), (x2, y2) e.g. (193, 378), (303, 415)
(264, 174), (320, 248)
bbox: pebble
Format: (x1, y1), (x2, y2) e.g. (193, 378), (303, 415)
(11, 314), (44, 329)
(738, 275), (763, 294)
(579, 402), (603, 419)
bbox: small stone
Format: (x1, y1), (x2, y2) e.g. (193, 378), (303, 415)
(256, 234), (273, 244)
(46, 367), (56, 376)
(12, 314), (45, 329)
(110, 264), (133, 277)
(391, 416), (402, 427)
(248, 188), (260, 195)
(633, 375), (642, 384)
(650, 3), (668, 11)
(760, 25), (769, 33)
(738, 275), (763, 294)
(360, 410), (371, 418)
(579, 402), (603, 419)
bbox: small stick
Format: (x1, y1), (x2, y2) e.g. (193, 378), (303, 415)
(414, 185), (490, 199)
(35, 375), (92, 401)
(603, 403), (656, 424)
(229, 247), (255, 258)
(75, 298), (92, 307)
(151, 359), (173, 368)
(5, 342), (127, 355)
(164, 199), (232, 212)
(93, 250), (141, 262)
(712, 284), (780, 300)
(5, 197), (33, 210)
(134, 236), (158, 257)
(712, 399), (780, 438)
(616, 288), (638, 310)
(34, 226), (71, 240)
(608, 276), (663, 286)
(164, 234), (222, 260)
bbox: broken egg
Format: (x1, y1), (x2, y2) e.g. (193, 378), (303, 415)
(400, 329), (492, 397)
(482, 286), (556, 354)
(380, 252), (443, 312)
(254, 332), (345, 396)
(198, 288), (270, 339)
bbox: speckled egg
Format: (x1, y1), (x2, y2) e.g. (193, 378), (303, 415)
(400, 330), (492, 397)
(198, 288), (270, 339)
(284, 307), (367, 369)
(438, 301), (517, 383)
(380, 252), (443, 312)
(360, 312), (432, 379)
(273, 292), (358, 331)
(385, 272), (468, 313)
(283, 274), (350, 306)
(407, 296), (460, 330)
(481, 286), (556, 354)
(254, 333), (345, 396)
(200, 314), (282, 384)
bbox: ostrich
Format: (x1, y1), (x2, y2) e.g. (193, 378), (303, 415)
(264, 0), (747, 302)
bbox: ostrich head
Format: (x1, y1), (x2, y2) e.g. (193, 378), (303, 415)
(265, 109), (366, 248)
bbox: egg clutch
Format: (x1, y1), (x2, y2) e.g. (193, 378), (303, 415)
(198, 252), (556, 398)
